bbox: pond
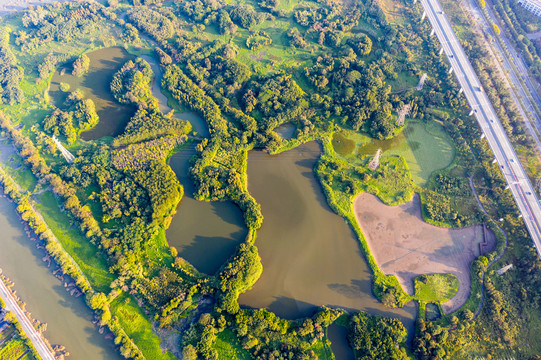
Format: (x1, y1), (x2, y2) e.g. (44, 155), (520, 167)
(274, 123), (296, 140)
(238, 142), (416, 329)
(49, 47), (136, 140)
(166, 146), (247, 275)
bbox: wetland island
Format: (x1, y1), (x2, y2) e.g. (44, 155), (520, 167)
(0, 0), (540, 359)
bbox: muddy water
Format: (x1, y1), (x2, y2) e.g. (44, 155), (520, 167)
(49, 47), (136, 140)
(238, 142), (416, 329)
(0, 196), (122, 360)
(166, 147), (247, 275)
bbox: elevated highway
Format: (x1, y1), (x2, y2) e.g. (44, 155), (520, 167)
(420, 0), (541, 258)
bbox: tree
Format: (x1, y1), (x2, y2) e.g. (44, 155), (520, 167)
(72, 53), (90, 76)
(493, 23), (501, 36)
(182, 345), (197, 360)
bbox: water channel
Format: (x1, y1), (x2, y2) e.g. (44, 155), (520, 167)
(0, 191), (122, 360)
(143, 54), (245, 276)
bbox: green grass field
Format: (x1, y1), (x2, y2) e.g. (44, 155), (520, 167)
(335, 120), (455, 185)
(0, 336), (36, 360)
(0, 153), (38, 192)
(215, 330), (252, 360)
(413, 273), (459, 303)
(110, 293), (177, 360)
(33, 191), (114, 293)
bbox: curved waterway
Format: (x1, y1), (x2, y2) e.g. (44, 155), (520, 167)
(0, 196), (122, 360)
(142, 55), (209, 138)
(238, 142), (416, 329)
(144, 54), (242, 275)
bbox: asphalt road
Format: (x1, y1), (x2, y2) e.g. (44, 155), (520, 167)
(420, 0), (541, 259)
(456, 0), (541, 157)
(478, 0), (541, 125)
(0, 279), (55, 360)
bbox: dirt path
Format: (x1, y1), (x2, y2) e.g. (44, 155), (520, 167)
(354, 193), (495, 313)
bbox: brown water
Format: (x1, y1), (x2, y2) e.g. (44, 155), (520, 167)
(328, 324), (355, 360)
(0, 196), (122, 360)
(49, 47), (136, 140)
(238, 142), (416, 329)
(166, 146), (247, 275)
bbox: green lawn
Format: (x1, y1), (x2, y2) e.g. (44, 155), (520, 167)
(33, 191), (114, 293)
(110, 293), (177, 360)
(336, 120), (455, 185)
(413, 273), (459, 303)
(0, 153), (38, 191)
(215, 329), (252, 360)
(0, 337), (35, 360)
(311, 330), (335, 360)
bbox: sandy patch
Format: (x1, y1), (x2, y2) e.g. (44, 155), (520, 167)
(354, 193), (495, 313)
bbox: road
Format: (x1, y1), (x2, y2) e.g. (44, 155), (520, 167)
(476, 0), (541, 126)
(462, 0), (541, 154)
(452, 0), (541, 156)
(420, 0), (541, 259)
(0, 279), (56, 360)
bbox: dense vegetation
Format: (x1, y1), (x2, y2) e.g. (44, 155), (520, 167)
(0, 0), (538, 358)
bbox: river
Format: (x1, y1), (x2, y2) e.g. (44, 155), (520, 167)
(0, 195), (122, 359)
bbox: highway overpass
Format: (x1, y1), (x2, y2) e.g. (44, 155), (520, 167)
(420, 0), (541, 259)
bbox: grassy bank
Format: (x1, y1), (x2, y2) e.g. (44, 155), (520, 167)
(110, 292), (177, 360)
(34, 191), (113, 293)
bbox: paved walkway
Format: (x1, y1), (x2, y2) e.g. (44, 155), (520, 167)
(0, 279), (55, 360)
(527, 31), (541, 40)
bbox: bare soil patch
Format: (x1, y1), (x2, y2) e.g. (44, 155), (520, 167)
(354, 193), (495, 313)
(248, 51), (266, 61)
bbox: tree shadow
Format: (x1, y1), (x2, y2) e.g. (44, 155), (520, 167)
(178, 230), (246, 275)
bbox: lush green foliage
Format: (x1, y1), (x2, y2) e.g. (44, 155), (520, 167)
(347, 311), (408, 360)
(0, 28), (24, 105)
(413, 274), (459, 303)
